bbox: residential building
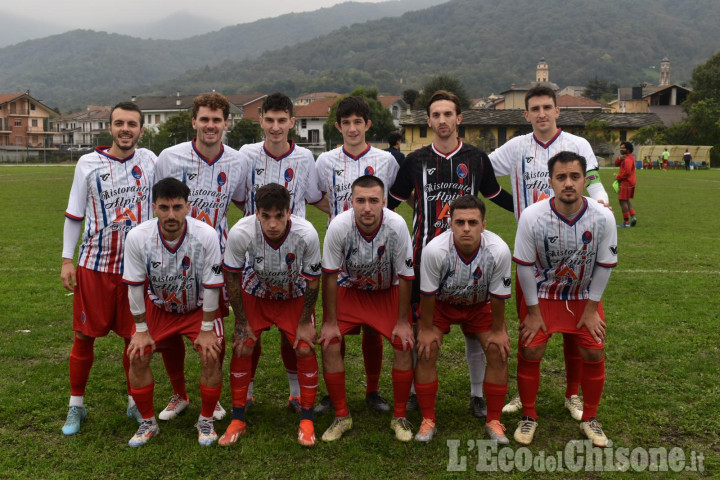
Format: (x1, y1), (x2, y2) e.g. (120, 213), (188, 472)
(378, 95), (409, 128)
(51, 106), (110, 148)
(294, 97), (336, 155)
(0, 92), (56, 150)
(132, 91), (244, 131)
(226, 93), (267, 123)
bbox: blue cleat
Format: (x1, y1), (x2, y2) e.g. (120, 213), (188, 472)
(62, 406), (87, 435)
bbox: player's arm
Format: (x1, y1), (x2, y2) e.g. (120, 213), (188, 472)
(387, 155), (414, 210)
(416, 293), (440, 360)
(318, 271), (342, 347)
(295, 277), (319, 349)
(224, 269), (256, 357)
(313, 195), (330, 214)
(580, 141), (610, 205)
(391, 278), (414, 351)
(484, 246), (512, 360)
(516, 263), (546, 347)
(485, 296), (510, 361)
(123, 231), (155, 357)
(61, 217), (82, 291)
(479, 153), (514, 213)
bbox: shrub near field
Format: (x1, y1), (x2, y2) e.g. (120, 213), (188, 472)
(0, 166), (717, 479)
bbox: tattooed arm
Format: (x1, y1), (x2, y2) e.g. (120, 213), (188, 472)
(295, 277), (319, 349)
(224, 269), (256, 356)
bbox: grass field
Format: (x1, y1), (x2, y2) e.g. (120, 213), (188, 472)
(0, 165), (718, 479)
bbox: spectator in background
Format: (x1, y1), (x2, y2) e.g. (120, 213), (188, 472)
(385, 131), (406, 168)
(615, 141), (637, 228)
(662, 147), (670, 171)
(683, 149), (693, 170)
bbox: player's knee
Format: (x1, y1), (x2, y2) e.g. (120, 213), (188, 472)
(520, 345), (544, 361)
(295, 343), (313, 357)
(130, 352), (152, 369)
(579, 347), (604, 362)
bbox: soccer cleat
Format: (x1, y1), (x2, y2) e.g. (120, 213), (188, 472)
(128, 419), (159, 447)
(406, 393), (419, 412)
(580, 418), (609, 447)
(297, 419), (316, 447)
(287, 396), (301, 414)
(564, 395), (584, 421)
(195, 417), (218, 446)
(126, 404), (142, 422)
(213, 401), (226, 421)
(469, 396), (487, 418)
(365, 391), (391, 413)
(502, 395), (522, 414)
(158, 394), (190, 421)
(485, 420), (510, 445)
(617, 223), (630, 228)
(218, 419), (247, 446)
(414, 418), (436, 443)
(62, 406), (87, 435)
(390, 417), (413, 442)
(314, 395), (333, 415)
(630, 215), (637, 227)
(513, 417), (538, 445)
(321, 416), (352, 442)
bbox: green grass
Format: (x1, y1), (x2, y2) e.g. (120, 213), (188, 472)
(0, 166), (718, 479)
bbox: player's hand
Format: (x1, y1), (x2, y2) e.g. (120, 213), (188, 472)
(484, 328), (511, 362)
(318, 321), (342, 348)
(128, 331), (156, 358)
(519, 310), (547, 347)
(391, 321), (414, 351)
(576, 310), (606, 345)
(597, 199), (613, 211)
(232, 322), (256, 357)
(416, 327), (442, 361)
(294, 321), (317, 350)
(195, 329), (222, 364)
(61, 261), (76, 291)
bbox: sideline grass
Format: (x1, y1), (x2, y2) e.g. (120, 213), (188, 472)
(0, 166), (717, 479)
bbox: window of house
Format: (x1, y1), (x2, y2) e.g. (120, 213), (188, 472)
(30, 103), (36, 111)
(420, 126), (427, 138)
(15, 119), (22, 127)
(301, 119), (307, 129)
(309, 130), (319, 143)
(155, 115), (161, 124)
(620, 130), (627, 142)
(32, 119), (38, 127)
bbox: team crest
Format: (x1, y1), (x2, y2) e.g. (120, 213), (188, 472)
(456, 164), (468, 179)
(131, 166), (143, 180)
(284, 168), (294, 183)
(217, 172), (227, 186)
(473, 267), (482, 280)
(582, 231), (593, 244)
(364, 166), (375, 176)
(181, 256), (191, 271)
(376, 245), (386, 258)
(285, 253), (296, 266)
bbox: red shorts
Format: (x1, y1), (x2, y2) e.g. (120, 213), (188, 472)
(334, 286), (411, 350)
(432, 300), (493, 335)
(242, 292), (311, 346)
(518, 298), (605, 350)
(141, 299), (225, 348)
(618, 184), (635, 200)
(73, 266), (134, 338)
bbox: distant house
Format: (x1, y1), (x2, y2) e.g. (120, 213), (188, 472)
(377, 95), (409, 128)
(610, 83), (690, 126)
(558, 86), (587, 97)
(50, 105), (110, 148)
(226, 93), (267, 123)
(293, 92), (340, 107)
(132, 91), (244, 131)
(0, 92), (56, 150)
(294, 97), (336, 154)
(556, 95), (608, 113)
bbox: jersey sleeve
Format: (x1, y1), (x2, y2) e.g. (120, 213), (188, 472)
(201, 228), (225, 288)
(301, 226), (322, 279)
(315, 153), (330, 194)
(578, 136), (599, 171)
(595, 209), (618, 268)
(488, 140), (516, 177)
(303, 154), (323, 204)
(65, 159), (89, 220)
(512, 210), (537, 266)
(153, 150), (170, 185)
(391, 214), (415, 280)
(477, 152), (503, 199)
(223, 219), (251, 272)
(121, 227), (147, 285)
(389, 152), (414, 201)
(386, 151), (400, 187)
(230, 148), (248, 205)
(321, 218), (345, 273)
(419, 243), (444, 295)
(488, 241), (512, 299)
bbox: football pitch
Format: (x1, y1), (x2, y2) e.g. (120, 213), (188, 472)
(0, 165), (717, 479)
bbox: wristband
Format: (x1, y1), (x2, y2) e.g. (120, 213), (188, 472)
(201, 320), (215, 332)
(134, 322), (148, 333)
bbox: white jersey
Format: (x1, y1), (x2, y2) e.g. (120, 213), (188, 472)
(239, 140), (322, 217)
(420, 230), (512, 305)
(316, 144), (399, 221)
(64, 147), (156, 274)
(489, 130), (599, 220)
(224, 215), (321, 300)
(513, 197), (618, 301)
(122, 216), (224, 314)
(155, 140), (247, 251)
(322, 208), (414, 291)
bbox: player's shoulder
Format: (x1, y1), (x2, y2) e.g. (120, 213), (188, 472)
(133, 147), (157, 161)
(482, 229), (511, 254)
(382, 208), (407, 227)
(585, 197), (615, 223)
(523, 198), (550, 218)
(292, 143), (315, 159)
(158, 141), (191, 159)
(425, 229), (453, 252)
(187, 216), (217, 235)
(128, 217), (158, 238)
(290, 215), (319, 238)
(406, 144), (432, 160)
(239, 141), (263, 154)
(559, 130), (592, 148)
(328, 208), (353, 228)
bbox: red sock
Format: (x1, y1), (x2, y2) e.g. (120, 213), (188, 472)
(414, 380), (438, 422)
(562, 333), (582, 398)
(580, 357), (605, 421)
(517, 351), (541, 419)
(483, 381), (508, 423)
(296, 353), (318, 411)
(123, 338), (131, 395)
(230, 354), (252, 408)
(130, 382), (155, 419)
(362, 329), (383, 395)
(69, 335), (95, 396)
(391, 368), (413, 418)
(323, 371), (349, 417)
(629, 208), (636, 215)
(281, 339), (298, 376)
(250, 337), (262, 382)
(199, 383), (222, 418)
(161, 335), (188, 399)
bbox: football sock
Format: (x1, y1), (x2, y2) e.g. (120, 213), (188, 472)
(483, 381), (508, 423)
(391, 368), (414, 418)
(630, 208), (636, 215)
(281, 340), (301, 397)
(296, 353), (319, 412)
(250, 336), (262, 381)
(69, 335), (95, 398)
(414, 379), (438, 422)
(130, 382), (155, 420)
(161, 335), (188, 400)
(122, 338), (132, 396)
(229, 354), (252, 409)
(362, 329), (383, 395)
(465, 335), (486, 397)
(323, 371), (349, 417)
(517, 351), (541, 420)
(562, 333), (582, 398)
(199, 383), (222, 419)
(580, 357), (605, 421)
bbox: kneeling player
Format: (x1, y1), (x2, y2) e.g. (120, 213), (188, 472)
(512, 151), (617, 447)
(220, 183), (322, 447)
(415, 195), (512, 443)
(123, 178), (225, 447)
(318, 175), (415, 442)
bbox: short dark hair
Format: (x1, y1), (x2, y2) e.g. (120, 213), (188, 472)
(450, 195), (486, 220)
(620, 141), (634, 153)
(525, 85), (557, 110)
(548, 151), (587, 177)
(262, 92), (293, 117)
(336, 96), (370, 124)
(255, 183), (291, 212)
(192, 92), (230, 120)
(388, 131), (403, 147)
(351, 174), (385, 194)
(153, 177), (190, 202)
(110, 102), (144, 127)
(426, 90), (461, 116)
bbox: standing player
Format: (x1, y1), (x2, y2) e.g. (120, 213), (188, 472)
(388, 90), (514, 419)
(220, 183), (322, 447)
(123, 178), (225, 446)
(152, 92), (247, 422)
(489, 85), (610, 419)
(318, 176), (415, 442)
(512, 151), (616, 447)
(415, 195), (512, 443)
(60, 101), (156, 435)
(315, 96), (401, 413)
(238, 92), (324, 412)
(614, 141), (637, 228)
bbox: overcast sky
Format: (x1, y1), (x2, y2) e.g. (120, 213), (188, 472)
(13, 0), (388, 28)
